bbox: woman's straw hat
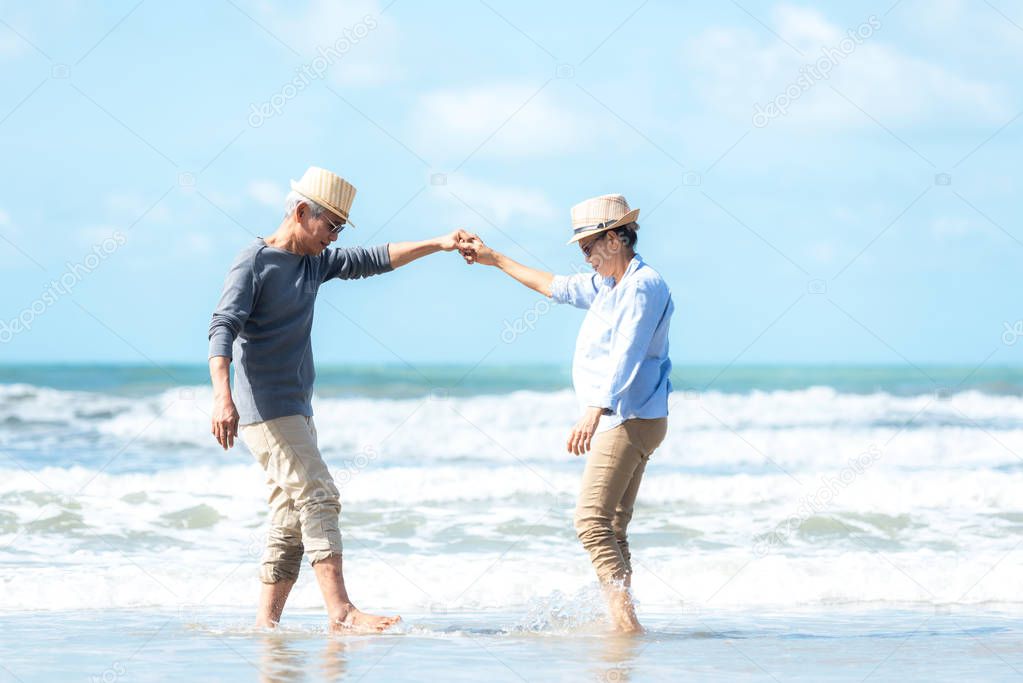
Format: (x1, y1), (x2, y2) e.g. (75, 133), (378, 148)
(567, 194), (640, 244)
(290, 166), (357, 227)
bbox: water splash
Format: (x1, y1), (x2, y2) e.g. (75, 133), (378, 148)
(514, 586), (609, 633)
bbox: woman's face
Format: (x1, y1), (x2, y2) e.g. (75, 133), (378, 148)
(579, 231), (626, 277)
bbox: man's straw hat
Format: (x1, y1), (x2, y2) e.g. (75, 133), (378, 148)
(290, 166), (357, 227)
(567, 194), (640, 245)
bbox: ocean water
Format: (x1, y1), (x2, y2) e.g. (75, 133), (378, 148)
(2, 364), (1023, 681)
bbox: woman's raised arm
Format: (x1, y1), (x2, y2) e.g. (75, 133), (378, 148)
(460, 235), (554, 297)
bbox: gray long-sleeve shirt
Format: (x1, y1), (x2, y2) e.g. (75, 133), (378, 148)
(208, 238), (392, 425)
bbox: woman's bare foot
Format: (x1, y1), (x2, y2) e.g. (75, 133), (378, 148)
(605, 585), (644, 634)
(330, 605), (401, 634)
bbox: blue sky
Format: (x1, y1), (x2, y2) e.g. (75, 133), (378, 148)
(0, 0), (1020, 368)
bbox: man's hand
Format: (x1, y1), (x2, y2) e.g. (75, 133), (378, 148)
(567, 406), (605, 456)
(212, 395), (240, 450)
(437, 229), (475, 253)
(458, 235), (498, 266)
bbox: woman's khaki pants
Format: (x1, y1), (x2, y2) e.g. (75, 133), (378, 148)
(574, 417), (668, 583)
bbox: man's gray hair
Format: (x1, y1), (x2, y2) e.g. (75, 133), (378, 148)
(284, 190), (327, 219)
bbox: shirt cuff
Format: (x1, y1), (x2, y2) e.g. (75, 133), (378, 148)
(588, 389), (613, 410)
(374, 243), (394, 273)
(208, 330), (235, 360)
(549, 274), (569, 303)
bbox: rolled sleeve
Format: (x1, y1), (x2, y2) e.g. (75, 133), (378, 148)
(208, 323), (237, 360)
(322, 244), (393, 281)
(550, 272), (602, 309)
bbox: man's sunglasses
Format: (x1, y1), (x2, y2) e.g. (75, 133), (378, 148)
(326, 216), (347, 234)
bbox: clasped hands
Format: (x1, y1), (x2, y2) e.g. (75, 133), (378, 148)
(440, 229), (493, 266)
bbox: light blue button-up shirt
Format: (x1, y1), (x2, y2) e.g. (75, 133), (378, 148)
(550, 253), (674, 433)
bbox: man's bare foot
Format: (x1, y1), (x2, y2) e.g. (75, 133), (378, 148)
(254, 618), (278, 629)
(605, 585), (644, 634)
(330, 605), (401, 634)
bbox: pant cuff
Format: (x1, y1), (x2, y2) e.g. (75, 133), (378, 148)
(308, 549), (342, 565)
(259, 561), (301, 584)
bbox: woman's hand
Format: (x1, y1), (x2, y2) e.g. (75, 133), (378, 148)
(567, 406), (605, 455)
(458, 235), (498, 266)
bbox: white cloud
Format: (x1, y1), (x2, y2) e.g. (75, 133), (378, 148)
(192, 187), (242, 211)
(75, 225), (126, 250)
(915, 0), (1023, 54)
(432, 174), (558, 227)
(0, 208), (33, 269)
(412, 83), (598, 160)
(0, 3), (30, 59)
(183, 232), (214, 255)
(928, 215), (1002, 241)
(104, 192), (171, 223)
(0, 32), (25, 58)
(931, 216), (973, 238)
(0, 207), (22, 244)
(685, 4), (1012, 127)
(807, 242), (836, 264)
(247, 180), (285, 208)
(252, 0), (398, 86)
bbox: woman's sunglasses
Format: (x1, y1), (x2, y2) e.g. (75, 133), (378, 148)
(580, 233), (606, 257)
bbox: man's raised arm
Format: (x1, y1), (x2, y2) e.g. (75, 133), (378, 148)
(388, 229), (474, 269)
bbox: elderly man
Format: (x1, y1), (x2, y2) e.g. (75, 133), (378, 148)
(208, 166), (469, 633)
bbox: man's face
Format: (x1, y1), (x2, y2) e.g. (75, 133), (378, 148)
(298, 204), (345, 255)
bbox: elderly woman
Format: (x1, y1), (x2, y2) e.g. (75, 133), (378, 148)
(460, 194), (673, 633)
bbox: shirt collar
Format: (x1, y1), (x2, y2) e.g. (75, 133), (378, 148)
(604, 253), (643, 287)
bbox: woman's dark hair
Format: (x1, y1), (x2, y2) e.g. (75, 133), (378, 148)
(611, 222), (639, 249)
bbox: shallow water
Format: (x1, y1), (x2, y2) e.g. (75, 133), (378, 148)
(3, 607), (1023, 681)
